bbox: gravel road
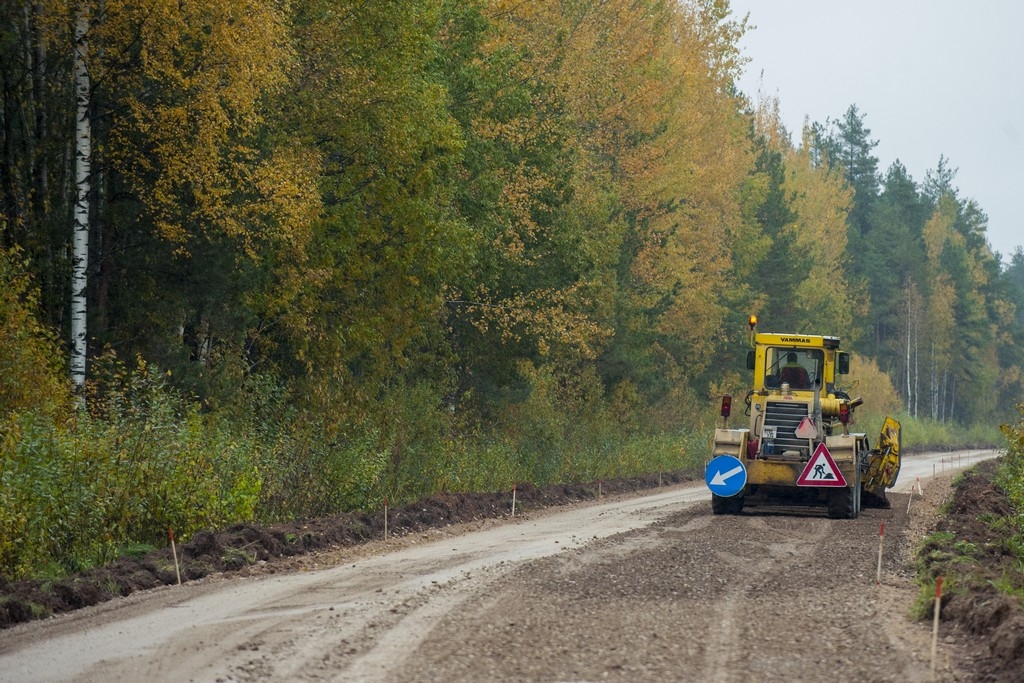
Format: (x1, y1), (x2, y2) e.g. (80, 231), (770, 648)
(0, 450), (999, 682)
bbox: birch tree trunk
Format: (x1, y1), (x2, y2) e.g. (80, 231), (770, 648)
(930, 339), (938, 421)
(904, 300), (911, 411)
(912, 286), (920, 419)
(70, 3), (90, 390)
(948, 374), (955, 424)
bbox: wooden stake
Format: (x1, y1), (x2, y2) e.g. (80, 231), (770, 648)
(876, 521), (885, 585)
(169, 528), (182, 586)
(511, 484), (517, 518)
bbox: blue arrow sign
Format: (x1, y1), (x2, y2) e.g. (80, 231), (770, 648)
(705, 454), (747, 497)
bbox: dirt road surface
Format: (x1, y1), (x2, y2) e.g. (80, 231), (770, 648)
(0, 450), (999, 682)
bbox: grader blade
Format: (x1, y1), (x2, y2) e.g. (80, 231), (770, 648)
(864, 417), (901, 491)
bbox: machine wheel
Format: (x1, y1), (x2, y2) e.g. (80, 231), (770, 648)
(827, 487), (855, 519)
(828, 468), (861, 519)
(712, 493), (744, 515)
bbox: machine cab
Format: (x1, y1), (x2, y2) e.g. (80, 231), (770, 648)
(746, 333), (848, 397)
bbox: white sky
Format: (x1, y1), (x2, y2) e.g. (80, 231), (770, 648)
(728, 0), (1023, 261)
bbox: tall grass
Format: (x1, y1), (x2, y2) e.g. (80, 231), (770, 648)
(893, 413), (1002, 451)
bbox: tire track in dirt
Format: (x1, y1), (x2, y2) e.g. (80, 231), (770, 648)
(0, 486), (703, 682)
(699, 515), (832, 682)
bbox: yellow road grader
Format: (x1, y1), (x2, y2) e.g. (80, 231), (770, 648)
(707, 316), (901, 519)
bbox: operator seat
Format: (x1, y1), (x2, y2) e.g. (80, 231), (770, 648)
(780, 363), (810, 389)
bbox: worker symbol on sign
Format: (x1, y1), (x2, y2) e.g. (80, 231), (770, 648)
(797, 443), (847, 487)
(812, 461), (835, 480)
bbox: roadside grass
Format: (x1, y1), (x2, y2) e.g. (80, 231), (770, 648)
(898, 414), (1003, 451)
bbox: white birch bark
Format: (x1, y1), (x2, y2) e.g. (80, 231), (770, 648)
(70, 3), (91, 390)
(904, 300), (911, 412)
(930, 339), (938, 421)
(912, 310), (919, 418)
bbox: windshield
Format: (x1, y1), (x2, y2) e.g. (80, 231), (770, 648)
(764, 347), (823, 390)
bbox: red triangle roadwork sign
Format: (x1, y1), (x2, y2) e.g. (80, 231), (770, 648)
(796, 443), (847, 487)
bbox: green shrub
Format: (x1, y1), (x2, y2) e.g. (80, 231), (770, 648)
(0, 360), (263, 579)
(998, 403), (1024, 513)
(0, 246), (71, 421)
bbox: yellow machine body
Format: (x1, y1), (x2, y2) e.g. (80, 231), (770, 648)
(710, 321), (901, 519)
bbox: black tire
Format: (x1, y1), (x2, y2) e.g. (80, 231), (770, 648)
(828, 468), (860, 519)
(712, 493), (744, 515)
(827, 487), (855, 518)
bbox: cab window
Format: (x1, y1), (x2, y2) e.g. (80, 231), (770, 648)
(764, 348), (823, 390)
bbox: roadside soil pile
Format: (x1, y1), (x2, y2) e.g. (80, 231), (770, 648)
(919, 458), (1024, 682)
(0, 471), (690, 629)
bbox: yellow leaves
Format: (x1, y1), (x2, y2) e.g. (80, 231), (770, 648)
(752, 95), (791, 153)
(466, 285), (612, 361)
(846, 354), (903, 419)
(492, 161), (555, 263)
(923, 194), (961, 265)
(784, 125), (859, 335)
(251, 146), (323, 254)
(98, 0), (295, 255)
(0, 247), (70, 420)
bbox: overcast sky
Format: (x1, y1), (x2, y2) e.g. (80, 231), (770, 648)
(728, 0), (1022, 262)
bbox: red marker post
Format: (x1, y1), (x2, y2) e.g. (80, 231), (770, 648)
(931, 576), (944, 677)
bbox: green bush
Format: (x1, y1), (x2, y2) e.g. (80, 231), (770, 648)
(0, 361), (262, 579)
(998, 403), (1024, 516)
(857, 412), (1003, 451)
(2, 351), (714, 582)
(0, 246), (71, 421)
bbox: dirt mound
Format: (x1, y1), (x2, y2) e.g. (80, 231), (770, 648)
(921, 459), (1024, 682)
(0, 471), (690, 630)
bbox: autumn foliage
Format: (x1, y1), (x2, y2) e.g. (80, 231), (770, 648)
(1, 0), (1021, 579)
